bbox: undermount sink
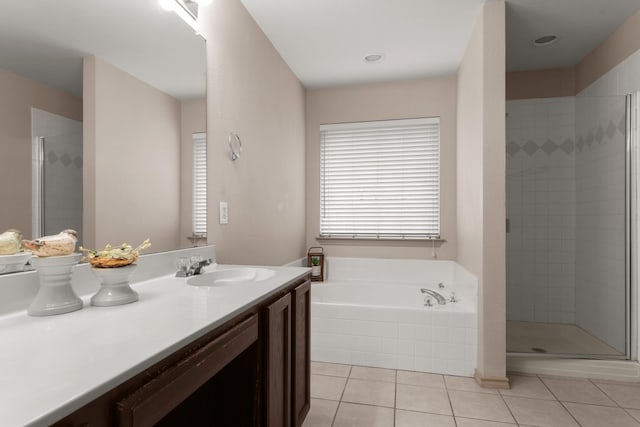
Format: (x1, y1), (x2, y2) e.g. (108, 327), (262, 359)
(187, 268), (276, 286)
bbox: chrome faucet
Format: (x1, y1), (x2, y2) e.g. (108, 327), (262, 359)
(176, 257), (213, 277)
(190, 258), (212, 275)
(420, 288), (447, 305)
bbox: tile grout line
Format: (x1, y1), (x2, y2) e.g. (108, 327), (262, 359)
(330, 364), (352, 427)
(496, 382), (519, 426)
(393, 369), (397, 427)
(589, 378), (640, 424)
(590, 379), (625, 410)
(556, 400), (585, 426)
(441, 374), (462, 426)
(536, 374), (583, 426)
(621, 408), (640, 425)
(317, 363), (640, 427)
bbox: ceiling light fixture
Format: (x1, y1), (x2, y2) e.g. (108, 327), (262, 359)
(158, 0), (199, 32)
(531, 34), (558, 47)
(364, 54), (384, 63)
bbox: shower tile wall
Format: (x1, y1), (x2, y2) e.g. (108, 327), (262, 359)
(506, 97), (576, 324)
(572, 48), (640, 353)
(506, 49), (640, 353)
(574, 94), (626, 353)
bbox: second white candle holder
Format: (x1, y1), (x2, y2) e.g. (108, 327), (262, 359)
(90, 264), (139, 307)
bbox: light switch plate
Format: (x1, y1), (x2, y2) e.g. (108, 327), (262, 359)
(219, 201), (228, 224)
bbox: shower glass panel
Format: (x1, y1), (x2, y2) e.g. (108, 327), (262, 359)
(32, 109), (83, 245)
(506, 94), (628, 358)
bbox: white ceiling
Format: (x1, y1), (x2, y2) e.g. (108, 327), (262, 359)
(2, 1), (639, 97)
(240, 0), (486, 88)
(241, 0), (640, 87)
(506, 0), (640, 72)
(0, 0), (205, 99)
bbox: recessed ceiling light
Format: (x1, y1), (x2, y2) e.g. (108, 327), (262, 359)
(364, 54), (384, 63)
(531, 35), (558, 47)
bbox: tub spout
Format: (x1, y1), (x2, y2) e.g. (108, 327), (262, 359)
(420, 288), (447, 305)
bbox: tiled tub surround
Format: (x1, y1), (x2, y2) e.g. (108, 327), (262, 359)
(311, 257), (477, 376)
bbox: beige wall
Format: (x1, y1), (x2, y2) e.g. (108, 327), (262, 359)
(199, 0), (307, 265)
(457, 0), (508, 386)
(0, 68), (82, 239)
(506, 67), (575, 100)
(83, 56), (181, 252)
(305, 77), (458, 260)
(507, 9), (640, 100)
(576, 9), (640, 93)
(179, 98), (207, 248)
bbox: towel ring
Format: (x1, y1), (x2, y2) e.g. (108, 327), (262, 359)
(228, 132), (242, 161)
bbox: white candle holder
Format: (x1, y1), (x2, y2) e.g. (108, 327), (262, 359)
(28, 253), (83, 316)
(90, 264), (138, 307)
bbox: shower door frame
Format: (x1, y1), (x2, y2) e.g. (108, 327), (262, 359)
(506, 94), (637, 361)
(31, 136), (44, 239)
(629, 92), (639, 362)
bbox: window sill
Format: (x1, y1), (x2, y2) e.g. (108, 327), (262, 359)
(315, 236), (446, 247)
(186, 235), (208, 246)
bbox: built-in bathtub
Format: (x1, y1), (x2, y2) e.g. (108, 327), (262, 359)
(311, 257), (477, 376)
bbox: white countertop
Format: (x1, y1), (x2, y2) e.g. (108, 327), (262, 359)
(0, 264), (309, 427)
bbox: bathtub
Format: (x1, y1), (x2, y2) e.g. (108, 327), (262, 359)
(311, 257), (477, 376)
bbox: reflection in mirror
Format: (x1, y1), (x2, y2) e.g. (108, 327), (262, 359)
(0, 0), (206, 270)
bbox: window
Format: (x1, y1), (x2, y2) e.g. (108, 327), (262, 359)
(319, 117), (440, 239)
(192, 132), (207, 237)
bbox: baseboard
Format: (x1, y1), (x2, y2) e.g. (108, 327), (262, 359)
(474, 369), (511, 389)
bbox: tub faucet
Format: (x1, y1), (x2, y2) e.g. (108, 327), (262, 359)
(420, 288), (447, 305)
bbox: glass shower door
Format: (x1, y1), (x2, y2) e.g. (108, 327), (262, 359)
(32, 109), (83, 245)
(505, 93), (630, 358)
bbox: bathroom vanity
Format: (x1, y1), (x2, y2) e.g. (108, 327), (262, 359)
(0, 260), (311, 427)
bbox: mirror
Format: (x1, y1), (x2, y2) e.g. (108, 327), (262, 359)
(0, 0), (206, 262)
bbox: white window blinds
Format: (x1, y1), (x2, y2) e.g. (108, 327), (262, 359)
(192, 133), (207, 236)
(320, 117), (440, 238)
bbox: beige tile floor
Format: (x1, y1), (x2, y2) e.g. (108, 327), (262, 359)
(304, 361), (640, 427)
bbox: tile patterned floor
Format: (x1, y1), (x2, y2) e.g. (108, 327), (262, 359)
(304, 362), (640, 427)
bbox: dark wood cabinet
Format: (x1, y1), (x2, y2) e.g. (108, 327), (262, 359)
(291, 280), (311, 427)
(265, 293), (291, 427)
(117, 314), (259, 426)
(52, 274), (310, 427)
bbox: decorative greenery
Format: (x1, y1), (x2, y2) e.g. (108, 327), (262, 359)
(311, 256), (320, 267)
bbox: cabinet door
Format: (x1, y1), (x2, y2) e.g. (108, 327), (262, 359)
(116, 315), (259, 427)
(291, 280), (311, 427)
(265, 293), (291, 427)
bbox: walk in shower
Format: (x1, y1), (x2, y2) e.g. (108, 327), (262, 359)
(506, 87), (636, 358)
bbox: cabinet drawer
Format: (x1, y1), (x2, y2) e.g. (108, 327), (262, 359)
(116, 314), (259, 427)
